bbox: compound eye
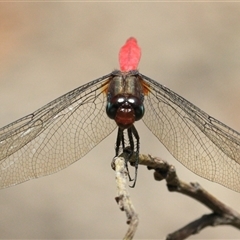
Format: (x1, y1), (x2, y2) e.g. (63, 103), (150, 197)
(134, 105), (145, 121)
(106, 96), (125, 119)
(127, 97), (145, 121)
(106, 102), (118, 119)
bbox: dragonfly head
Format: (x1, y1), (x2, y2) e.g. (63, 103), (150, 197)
(106, 94), (145, 129)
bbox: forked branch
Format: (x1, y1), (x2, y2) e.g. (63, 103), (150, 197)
(112, 153), (240, 240)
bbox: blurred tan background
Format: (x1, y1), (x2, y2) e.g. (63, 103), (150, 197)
(0, 2), (240, 239)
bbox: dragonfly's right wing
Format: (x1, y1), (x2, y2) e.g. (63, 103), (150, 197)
(0, 73), (117, 188)
(140, 73), (240, 192)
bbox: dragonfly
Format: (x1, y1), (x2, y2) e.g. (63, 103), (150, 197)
(0, 37), (240, 191)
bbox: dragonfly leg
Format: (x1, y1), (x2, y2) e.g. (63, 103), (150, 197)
(116, 127), (124, 156)
(123, 146), (134, 182)
(115, 126), (140, 187)
(115, 127), (133, 181)
(128, 125), (140, 188)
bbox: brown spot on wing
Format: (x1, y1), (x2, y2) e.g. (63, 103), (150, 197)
(139, 76), (150, 95)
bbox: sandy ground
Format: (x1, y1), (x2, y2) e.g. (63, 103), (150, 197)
(0, 3), (240, 239)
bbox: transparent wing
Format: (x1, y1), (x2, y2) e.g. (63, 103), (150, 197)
(0, 73), (117, 188)
(140, 73), (240, 192)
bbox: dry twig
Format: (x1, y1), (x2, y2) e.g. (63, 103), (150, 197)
(112, 153), (139, 240)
